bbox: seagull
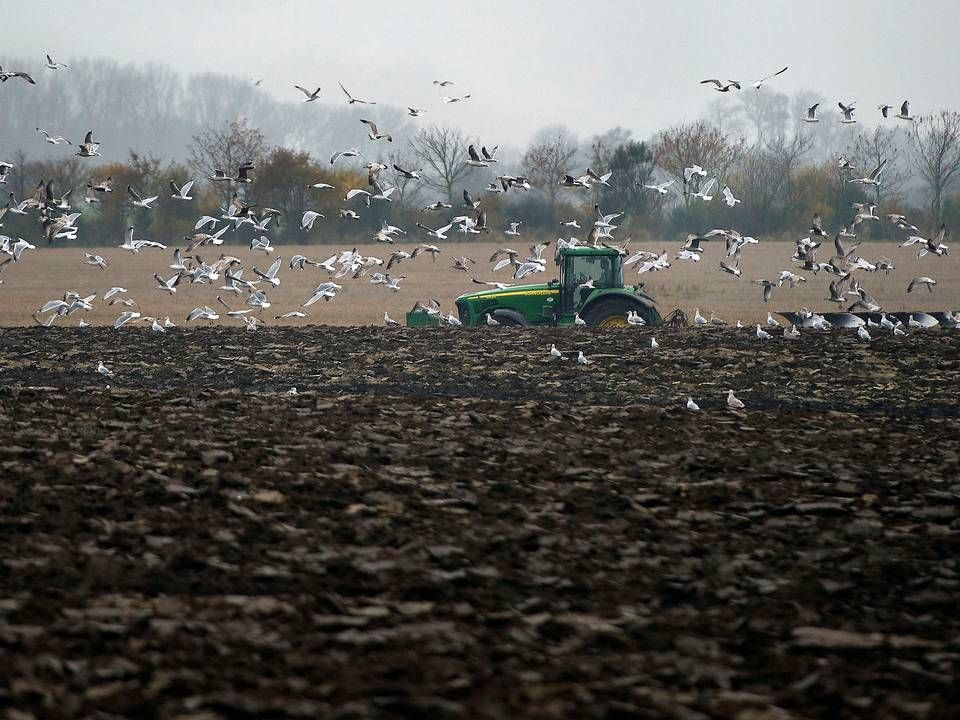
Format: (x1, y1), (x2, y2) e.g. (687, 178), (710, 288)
(756, 324), (772, 341)
(97, 361), (113, 377)
(846, 160), (886, 186)
(626, 310), (646, 326)
(103, 287), (127, 300)
(907, 276), (936, 293)
(766, 312), (781, 328)
(643, 180), (676, 195)
(253, 255), (283, 287)
(433, 80), (455, 87)
(803, 103), (820, 122)
(75, 131), (101, 157)
(441, 94), (472, 103)
(784, 324), (801, 340)
(700, 79), (741, 92)
(504, 222), (522, 236)
(83, 253), (108, 270)
(858, 325), (872, 342)
(303, 282), (342, 306)
(721, 185), (740, 207)
(407, 107), (427, 117)
(339, 82), (375, 105)
(879, 104), (892, 118)
(720, 259), (741, 277)
(694, 308), (708, 326)
(577, 351), (591, 365)
(550, 344), (563, 360)
(586, 168), (613, 187)
(896, 100), (915, 122)
(360, 119), (392, 142)
(330, 149), (362, 165)
(416, 222), (454, 241)
(393, 164), (423, 180)
(113, 311), (141, 329)
(754, 279), (776, 303)
(726, 390), (745, 409)
(466, 145), (489, 168)
(451, 256), (476, 272)
(154, 272), (183, 294)
(120, 227), (165, 253)
(250, 235), (274, 253)
(384, 312), (400, 327)
(170, 179), (194, 200)
(686, 397), (700, 411)
(36, 127), (71, 145)
(294, 85), (321, 102)
(45, 54), (68, 70)
(127, 185), (158, 209)
(187, 306), (220, 322)
(573, 313), (586, 326)
(838, 101), (857, 124)
(0, 66), (36, 84)
(485, 313), (499, 326)
(301, 210), (324, 230)
(908, 314), (923, 329)
(689, 177), (716, 201)
(749, 66), (788, 90)
(651, 337), (659, 349)
(684, 164), (707, 182)
(471, 278), (513, 290)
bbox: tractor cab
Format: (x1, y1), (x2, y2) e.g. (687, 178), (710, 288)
(558, 246), (625, 314)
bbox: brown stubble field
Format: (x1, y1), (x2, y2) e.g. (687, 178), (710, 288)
(1, 237), (956, 327)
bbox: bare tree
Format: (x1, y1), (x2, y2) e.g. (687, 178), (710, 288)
(409, 125), (472, 204)
(735, 91), (790, 144)
(848, 127), (909, 208)
(521, 126), (579, 202)
(188, 118), (266, 206)
(653, 121), (745, 209)
(385, 148), (424, 210)
(911, 111), (960, 224)
(734, 132), (813, 230)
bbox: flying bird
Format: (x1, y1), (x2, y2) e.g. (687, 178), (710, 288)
(294, 85), (321, 102)
(339, 81), (375, 105)
(360, 119), (392, 141)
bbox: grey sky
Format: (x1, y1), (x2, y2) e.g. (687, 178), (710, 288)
(8, 0), (960, 146)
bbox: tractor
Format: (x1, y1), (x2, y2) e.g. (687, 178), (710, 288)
(447, 245), (661, 327)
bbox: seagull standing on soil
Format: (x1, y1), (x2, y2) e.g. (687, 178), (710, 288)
(726, 390), (745, 410)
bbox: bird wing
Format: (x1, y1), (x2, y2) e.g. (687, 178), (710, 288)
(359, 118), (378, 134)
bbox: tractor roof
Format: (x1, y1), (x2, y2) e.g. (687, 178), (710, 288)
(560, 246), (620, 257)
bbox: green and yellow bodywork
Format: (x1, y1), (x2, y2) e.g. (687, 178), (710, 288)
(446, 246), (661, 328)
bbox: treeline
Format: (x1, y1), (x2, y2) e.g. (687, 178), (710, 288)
(1, 55), (959, 246)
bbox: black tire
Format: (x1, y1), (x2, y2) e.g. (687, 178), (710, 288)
(490, 308), (531, 326)
(581, 297), (661, 328)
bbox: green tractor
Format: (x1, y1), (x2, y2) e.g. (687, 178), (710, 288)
(450, 245), (661, 328)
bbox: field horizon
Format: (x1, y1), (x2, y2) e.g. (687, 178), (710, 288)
(3, 236), (956, 328)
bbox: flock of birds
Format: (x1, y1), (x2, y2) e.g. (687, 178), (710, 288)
(0, 55), (956, 390)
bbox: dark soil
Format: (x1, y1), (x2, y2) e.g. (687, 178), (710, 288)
(0, 326), (958, 719)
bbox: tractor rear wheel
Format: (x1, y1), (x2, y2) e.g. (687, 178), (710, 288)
(582, 298), (660, 328)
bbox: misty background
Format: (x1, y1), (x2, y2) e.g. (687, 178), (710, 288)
(1, 0), (960, 245)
